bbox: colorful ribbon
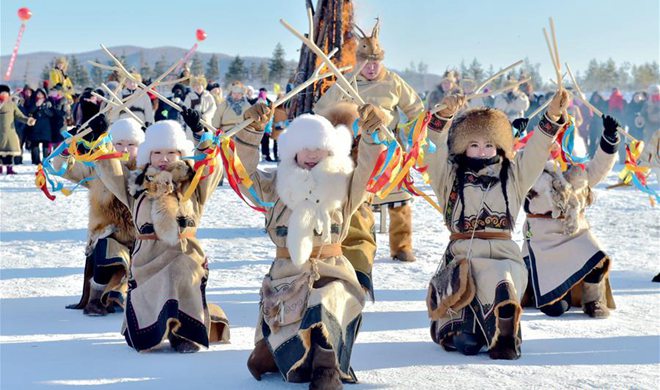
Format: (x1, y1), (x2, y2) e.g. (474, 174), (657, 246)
(616, 140), (659, 205)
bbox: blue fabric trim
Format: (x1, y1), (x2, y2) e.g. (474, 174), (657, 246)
(524, 239), (606, 308)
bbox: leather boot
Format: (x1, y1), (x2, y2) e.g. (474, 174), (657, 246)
(309, 344), (342, 390)
(454, 332), (485, 355)
(168, 332), (200, 353)
(488, 316), (520, 360)
(582, 282), (610, 318)
(247, 339), (278, 381)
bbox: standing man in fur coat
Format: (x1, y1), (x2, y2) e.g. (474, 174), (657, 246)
(314, 19), (425, 265)
(54, 118), (144, 316)
(522, 115), (621, 318)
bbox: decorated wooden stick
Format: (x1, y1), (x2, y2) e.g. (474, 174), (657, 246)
(97, 85), (145, 126)
(474, 59), (523, 94)
(280, 17), (396, 144)
(222, 64), (352, 139)
(565, 63), (635, 141)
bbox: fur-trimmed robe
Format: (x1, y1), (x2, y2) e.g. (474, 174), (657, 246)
(94, 146), (229, 352)
(52, 155), (135, 309)
(522, 142), (618, 311)
(424, 114), (563, 355)
(233, 124), (384, 383)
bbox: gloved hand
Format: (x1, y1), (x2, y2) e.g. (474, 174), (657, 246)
(181, 107), (203, 133)
(244, 103), (271, 131)
(358, 104), (387, 133)
(436, 94), (466, 118)
(602, 115), (620, 143)
(512, 117), (529, 138)
(547, 89), (570, 121)
(87, 114), (108, 139)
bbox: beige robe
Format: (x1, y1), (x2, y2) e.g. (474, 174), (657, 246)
(522, 144), (617, 310)
(233, 124), (384, 382)
(425, 114), (562, 351)
(94, 142), (229, 351)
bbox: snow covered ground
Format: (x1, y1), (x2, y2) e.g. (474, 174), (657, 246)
(1, 158), (659, 389)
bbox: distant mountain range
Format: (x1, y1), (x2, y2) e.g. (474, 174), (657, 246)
(0, 45), (442, 92)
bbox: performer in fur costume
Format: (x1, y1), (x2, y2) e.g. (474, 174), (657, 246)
(424, 89), (570, 360)
(522, 115), (621, 318)
(226, 101), (388, 389)
(314, 18), (424, 263)
(94, 113), (229, 353)
(53, 118), (144, 316)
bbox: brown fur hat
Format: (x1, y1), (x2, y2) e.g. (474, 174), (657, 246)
(448, 107), (514, 159)
(354, 18), (385, 61)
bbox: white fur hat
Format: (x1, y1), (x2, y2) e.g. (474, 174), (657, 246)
(136, 120), (194, 167)
(278, 114), (352, 163)
(109, 118), (145, 144)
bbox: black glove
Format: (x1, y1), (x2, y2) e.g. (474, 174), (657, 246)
(602, 115), (619, 140)
(512, 117), (529, 138)
(181, 107), (203, 133)
(600, 115), (620, 154)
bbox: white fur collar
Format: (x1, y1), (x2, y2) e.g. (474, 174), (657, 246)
(276, 155), (354, 267)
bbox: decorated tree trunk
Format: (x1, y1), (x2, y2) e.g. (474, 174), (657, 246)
(290, 0), (356, 118)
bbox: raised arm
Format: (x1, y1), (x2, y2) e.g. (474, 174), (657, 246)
(348, 104), (388, 214)
(513, 90), (570, 197)
(586, 115), (620, 187)
(423, 95), (466, 207)
(229, 103), (278, 205)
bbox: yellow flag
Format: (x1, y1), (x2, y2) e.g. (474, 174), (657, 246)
(273, 83), (281, 94)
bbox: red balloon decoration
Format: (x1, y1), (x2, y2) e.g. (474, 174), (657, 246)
(196, 29), (207, 42)
(18, 7), (32, 22)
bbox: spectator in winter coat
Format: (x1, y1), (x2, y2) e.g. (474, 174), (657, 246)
(0, 84), (35, 174)
(155, 83), (189, 122)
(588, 92), (608, 157)
(427, 70), (459, 110)
(642, 84), (660, 143)
(626, 91), (647, 140)
(113, 72), (154, 126)
(494, 78), (530, 121)
(48, 86), (70, 145)
(26, 89), (54, 165)
(49, 57), (75, 102)
(14, 85), (35, 164)
(182, 75), (216, 137)
(213, 81), (251, 130)
(207, 82), (224, 108)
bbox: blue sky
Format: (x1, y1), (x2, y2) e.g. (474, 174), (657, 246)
(1, 0), (658, 80)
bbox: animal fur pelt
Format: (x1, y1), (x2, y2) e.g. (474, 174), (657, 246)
(531, 162), (594, 235)
(276, 156), (354, 267)
(131, 161), (196, 246)
(87, 181), (135, 253)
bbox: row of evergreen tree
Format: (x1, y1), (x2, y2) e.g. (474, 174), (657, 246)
(402, 57), (659, 92)
(38, 43), (293, 89)
(38, 48), (658, 93)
